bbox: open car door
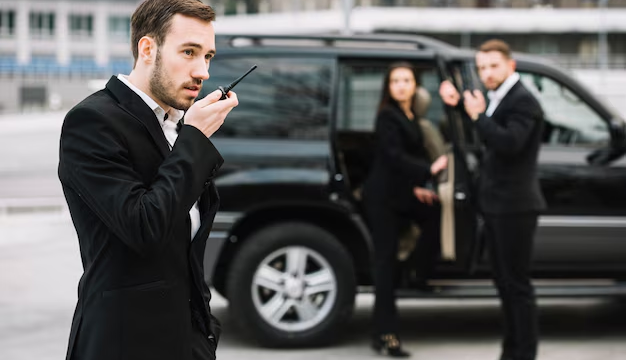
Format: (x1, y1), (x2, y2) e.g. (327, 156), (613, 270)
(435, 55), (482, 273)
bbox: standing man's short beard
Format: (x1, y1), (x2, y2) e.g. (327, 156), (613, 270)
(150, 49), (194, 111)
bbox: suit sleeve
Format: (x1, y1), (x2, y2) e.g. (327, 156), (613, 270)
(58, 106), (223, 255)
(376, 109), (432, 184)
(474, 96), (541, 157)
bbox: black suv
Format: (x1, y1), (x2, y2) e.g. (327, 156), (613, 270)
(200, 33), (626, 347)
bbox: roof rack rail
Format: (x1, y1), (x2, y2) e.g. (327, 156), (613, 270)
(216, 33), (456, 51)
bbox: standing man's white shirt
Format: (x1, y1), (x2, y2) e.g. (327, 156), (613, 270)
(117, 74), (202, 240)
(485, 72), (520, 117)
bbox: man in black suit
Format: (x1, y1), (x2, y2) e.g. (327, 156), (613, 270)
(58, 1), (238, 359)
(439, 39), (546, 360)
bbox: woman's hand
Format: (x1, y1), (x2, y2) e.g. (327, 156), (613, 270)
(439, 80), (461, 107)
(414, 187), (438, 205)
(430, 155), (448, 176)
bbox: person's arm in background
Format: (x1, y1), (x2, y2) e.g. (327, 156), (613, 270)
(376, 108), (447, 185)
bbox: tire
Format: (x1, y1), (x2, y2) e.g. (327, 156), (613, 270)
(226, 222), (356, 347)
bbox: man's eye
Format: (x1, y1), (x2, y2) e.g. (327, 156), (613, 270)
(184, 50), (193, 56)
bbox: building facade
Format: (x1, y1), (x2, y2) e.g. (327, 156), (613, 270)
(0, 0), (140, 112)
(0, 0), (624, 113)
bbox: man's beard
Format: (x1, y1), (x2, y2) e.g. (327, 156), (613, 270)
(485, 75), (507, 91)
(149, 50), (196, 111)
(489, 81), (503, 91)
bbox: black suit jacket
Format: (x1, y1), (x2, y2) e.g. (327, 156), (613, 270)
(363, 104), (432, 211)
(474, 80), (547, 214)
(58, 76), (223, 360)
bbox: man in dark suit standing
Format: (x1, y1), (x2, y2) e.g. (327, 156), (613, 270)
(439, 40), (546, 360)
(58, 1), (238, 359)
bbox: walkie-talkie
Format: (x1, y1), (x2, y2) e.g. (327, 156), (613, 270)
(217, 65), (257, 100)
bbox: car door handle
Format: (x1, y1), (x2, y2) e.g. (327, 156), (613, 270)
(455, 192), (467, 200)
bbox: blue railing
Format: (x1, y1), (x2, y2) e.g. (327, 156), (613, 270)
(0, 56), (132, 76)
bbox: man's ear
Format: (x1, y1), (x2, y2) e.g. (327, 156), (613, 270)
(509, 58), (517, 72)
(137, 36), (157, 65)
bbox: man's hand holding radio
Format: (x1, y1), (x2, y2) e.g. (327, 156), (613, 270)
(185, 89), (238, 138)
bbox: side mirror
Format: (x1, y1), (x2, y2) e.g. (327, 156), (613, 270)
(586, 118), (626, 166)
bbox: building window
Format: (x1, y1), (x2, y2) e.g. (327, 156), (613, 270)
(108, 16), (130, 41)
(528, 35), (559, 55)
(0, 10), (16, 38)
(69, 14), (93, 39)
(29, 12), (55, 39)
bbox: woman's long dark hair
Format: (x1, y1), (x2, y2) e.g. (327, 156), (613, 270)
(377, 61), (420, 116)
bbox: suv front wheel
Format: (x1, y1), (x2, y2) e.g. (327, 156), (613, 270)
(226, 222), (356, 347)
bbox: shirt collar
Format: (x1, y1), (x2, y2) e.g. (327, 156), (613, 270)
(117, 74), (184, 126)
(487, 72), (520, 102)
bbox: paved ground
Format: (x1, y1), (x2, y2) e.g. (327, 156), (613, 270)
(0, 113), (65, 205)
(0, 212), (625, 360)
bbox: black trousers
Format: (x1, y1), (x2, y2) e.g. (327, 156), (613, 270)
(365, 199), (441, 335)
(192, 326), (216, 360)
(484, 213), (539, 360)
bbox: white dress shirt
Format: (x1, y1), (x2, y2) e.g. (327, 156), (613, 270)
(117, 74), (202, 240)
(485, 72), (520, 117)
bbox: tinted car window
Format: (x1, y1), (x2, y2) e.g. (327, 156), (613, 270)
(519, 72), (609, 147)
(204, 57), (333, 140)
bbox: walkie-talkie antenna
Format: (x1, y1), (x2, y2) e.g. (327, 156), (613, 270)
(218, 64), (257, 100)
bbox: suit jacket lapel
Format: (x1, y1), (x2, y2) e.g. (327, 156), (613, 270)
(105, 76), (170, 158)
(490, 81), (522, 120)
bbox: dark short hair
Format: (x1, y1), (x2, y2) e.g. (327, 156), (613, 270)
(479, 39), (512, 59)
(131, 0), (216, 65)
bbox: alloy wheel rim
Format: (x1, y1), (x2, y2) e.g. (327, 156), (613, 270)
(251, 246), (338, 332)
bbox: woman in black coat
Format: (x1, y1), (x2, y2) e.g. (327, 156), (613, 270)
(362, 62), (448, 357)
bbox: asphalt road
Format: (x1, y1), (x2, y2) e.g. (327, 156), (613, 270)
(0, 112), (65, 204)
(0, 212), (625, 360)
